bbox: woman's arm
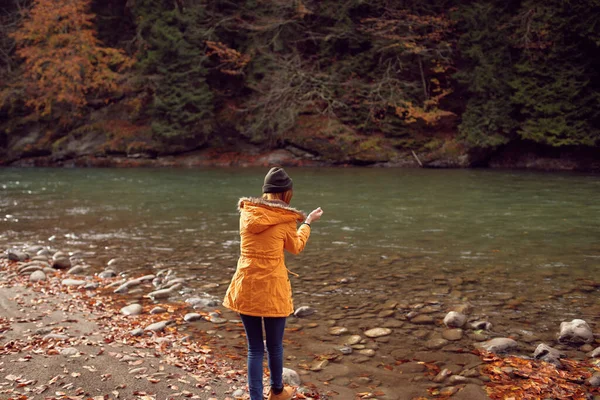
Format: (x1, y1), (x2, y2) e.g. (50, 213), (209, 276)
(284, 207), (323, 254)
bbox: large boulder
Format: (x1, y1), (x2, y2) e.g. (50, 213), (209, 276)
(558, 319), (594, 344)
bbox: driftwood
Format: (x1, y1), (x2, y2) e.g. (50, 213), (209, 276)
(411, 150), (423, 167)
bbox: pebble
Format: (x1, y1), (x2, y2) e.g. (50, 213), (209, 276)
(382, 320), (403, 328)
(144, 321), (172, 332)
(130, 328), (144, 336)
(19, 265), (43, 275)
(84, 282), (98, 290)
(433, 368), (452, 383)
(364, 328), (392, 338)
(150, 306), (167, 314)
(121, 304), (143, 316)
(52, 257), (72, 270)
(29, 270), (47, 282)
(232, 389), (245, 397)
(8, 250), (27, 262)
(442, 329), (464, 341)
(282, 368), (301, 386)
(533, 343), (563, 366)
(60, 347), (79, 356)
(294, 306), (316, 318)
(329, 327), (348, 336)
(471, 320), (493, 331)
(43, 333), (70, 340)
(208, 316), (227, 324)
(148, 286), (180, 300)
(377, 310), (395, 318)
(62, 279), (87, 287)
(310, 360), (329, 371)
(478, 337), (518, 353)
(425, 338), (449, 350)
(344, 335), (362, 345)
(591, 347), (600, 358)
(443, 311), (467, 328)
(448, 375), (469, 385)
(410, 315), (435, 324)
(184, 313), (203, 322)
(337, 346), (353, 355)
(67, 265), (85, 275)
(358, 349), (375, 357)
(98, 269), (117, 279)
(129, 367), (148, 375)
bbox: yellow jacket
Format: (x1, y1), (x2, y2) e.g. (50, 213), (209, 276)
(223, 197), (311, 317)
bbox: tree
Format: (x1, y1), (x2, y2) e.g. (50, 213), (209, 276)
(10, 0), (131, 121)
(132, 0), (215, 145)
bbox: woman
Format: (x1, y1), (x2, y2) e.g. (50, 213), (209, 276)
(223, 167), (323, 400)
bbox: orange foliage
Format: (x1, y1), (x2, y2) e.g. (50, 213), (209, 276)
(479, 350), (600, 399)
(205, 41), (251, 76)
(11, 0), (133, 119)
(395, 90), (454, 125)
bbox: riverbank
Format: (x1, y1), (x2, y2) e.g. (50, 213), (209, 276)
(3, 244), (600, 400)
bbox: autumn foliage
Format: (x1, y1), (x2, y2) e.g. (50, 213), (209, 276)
(11, 0), (132, 119)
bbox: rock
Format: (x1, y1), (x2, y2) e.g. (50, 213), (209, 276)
(433, 368), (452, 383)
(364, 328), (392, 338)
(150, 306), (167, 314)
(337, 346), (353, 355)
(442, 329), (464, 341)
(310, 359), (329, 371)
(130, 328), (144, 336)
(52, 257), (72, 269)
(558, 319), (594, 344)
(588, 373), (600, 387)
(61, 279), (86, 287)
(294, 306), (316, 318)
(121, 304), (143, 316)
(98, 269), (117, 279)
(184, 313), (203, 322)
(37, 248), (51, 256)
(18, 264), (43, 274)
(43, 333), (69, 340)
(7, 250), (27, 262)
(329, 326), (349, 336)
(358, 349), (376, 357)
(208, 316), (227, 324)
(60, 347), (79, 356)
(344, 335), (362, 345)
(144, 320), (172, 332)
(147, 285), (181, 300)
(84, 282), (98, 290)
(444, 311), (467, 328)
(232, 389), (245, 397)
(187, 296), (221, 309)
(129, 367), (148, 375)
(410, 315), (435, 325)
(29, 270), (47, 282)
(533, 343), (564, 366)
(107, 258), (120, 266)
(471, 320), (493, 331)
(282, 368), (301, 386)
(425, 338), (449, 350)
(591, 347), (600, 358)
(478, 338), (518, 353)
(452, 303), (474, 315)
(67, 265), (85, 275)
(26, 245), (44, 254)
(383, 320), (403, 328)
(105, 279), (126, 289)
(448, 375), (469, 385)
(377, 310), (395, 318)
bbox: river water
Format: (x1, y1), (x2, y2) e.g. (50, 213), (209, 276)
(1, 167), (599, 397)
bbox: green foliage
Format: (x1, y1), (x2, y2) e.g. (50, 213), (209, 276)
(454, 1), (518, 148)
(509, 0), (600, 146)
(132, 0), (214, 145)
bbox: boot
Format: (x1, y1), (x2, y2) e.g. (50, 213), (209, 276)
(267, 385), (294, 400)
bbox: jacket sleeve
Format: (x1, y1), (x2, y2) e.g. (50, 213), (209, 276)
(284, 222), (311, 255)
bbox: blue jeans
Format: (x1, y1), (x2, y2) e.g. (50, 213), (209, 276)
(240, 314), (287, 400)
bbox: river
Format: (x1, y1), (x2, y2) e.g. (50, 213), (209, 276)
(1, 167), (599, 397)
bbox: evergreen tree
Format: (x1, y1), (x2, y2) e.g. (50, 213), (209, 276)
(133, 0), (214, 145)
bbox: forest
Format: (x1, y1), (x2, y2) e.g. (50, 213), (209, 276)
(1, 0), (599, 167)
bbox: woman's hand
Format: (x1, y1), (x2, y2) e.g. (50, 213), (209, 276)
(306, 207), (323, 224)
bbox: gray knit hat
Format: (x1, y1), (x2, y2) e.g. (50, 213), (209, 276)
(262, 167), (293, 193)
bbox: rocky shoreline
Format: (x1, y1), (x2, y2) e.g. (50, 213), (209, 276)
(2, 245), (600, 400)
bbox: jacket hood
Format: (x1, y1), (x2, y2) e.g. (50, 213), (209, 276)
(238, 197), (306, 234)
